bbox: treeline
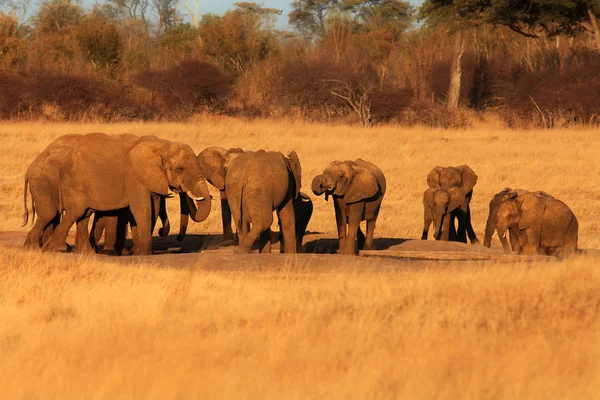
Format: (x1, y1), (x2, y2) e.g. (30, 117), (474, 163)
(1, 0), (600, 128)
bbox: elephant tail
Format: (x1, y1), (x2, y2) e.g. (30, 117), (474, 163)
(22, 176), (34, 226)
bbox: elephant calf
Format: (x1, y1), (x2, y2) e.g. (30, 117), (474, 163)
(312, 159), (386, 255)
(484, 189), (578, 257)
(422, 165), (479, 244)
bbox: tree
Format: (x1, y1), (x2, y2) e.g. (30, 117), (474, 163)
(420, 0), (600, 109)
(198, 6), (280, 75)
(289, 0), (339, 38)
(107, 0), (150, 23)
(35, 0), (84, 33)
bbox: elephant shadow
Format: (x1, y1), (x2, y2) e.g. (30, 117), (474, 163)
(302, 232), (409, 254)
(106, 232), (408, 255)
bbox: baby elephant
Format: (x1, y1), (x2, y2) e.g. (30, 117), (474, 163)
(312, 159), (386, 255)
(484, 189), (578, 257)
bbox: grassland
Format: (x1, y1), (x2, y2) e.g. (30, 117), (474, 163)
(0, 119), (599, 399)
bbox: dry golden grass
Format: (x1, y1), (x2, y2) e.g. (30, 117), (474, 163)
(0, 119), (599, 398)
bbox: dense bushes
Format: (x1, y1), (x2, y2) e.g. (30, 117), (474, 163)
(0, 0), (599, 127)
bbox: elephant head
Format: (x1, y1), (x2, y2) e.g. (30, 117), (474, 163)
(129, 138), (212, 227)
(483, 188), (533, 248)
(427, 165), (478, 212)
(197, 146), (245, 191)
(311, 160), (379, 203)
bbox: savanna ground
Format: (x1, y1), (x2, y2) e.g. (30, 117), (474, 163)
(0, 118), (599, 399)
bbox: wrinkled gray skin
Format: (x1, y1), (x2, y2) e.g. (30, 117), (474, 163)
(484, 189), (578, 257)
(421, 165), (479, 243)
(194, 146), (245, 242)
(42, 133), (211, 255)
(226, 150), (303, 254)
(312, 159), (386, 255)
(276, 192), (313, 253)
(23, 134), (84, 249)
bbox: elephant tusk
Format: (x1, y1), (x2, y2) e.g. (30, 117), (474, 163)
(186, 191), (206, 202)
(492, 231), (498, 238)
(301, 196), (311, 203)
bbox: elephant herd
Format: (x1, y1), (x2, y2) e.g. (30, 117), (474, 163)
(421, 165), (578, 258)
(21, 133), (578, 258)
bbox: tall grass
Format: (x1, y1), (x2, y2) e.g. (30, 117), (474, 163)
(0, 120), (599, 398)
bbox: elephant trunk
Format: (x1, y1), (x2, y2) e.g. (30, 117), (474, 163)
(185, 178), (211, 223)
(497, 225), (511, 254)
(483, 213), (496, 248)
(311, 175), (333, 196)
(432, 209), (444, 240)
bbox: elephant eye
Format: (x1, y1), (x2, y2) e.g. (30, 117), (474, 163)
(175, 166), (185, 173)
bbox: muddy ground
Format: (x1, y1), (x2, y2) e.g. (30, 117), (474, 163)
(3, 230), (596, 272)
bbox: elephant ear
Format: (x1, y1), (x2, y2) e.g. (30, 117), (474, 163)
(427, 166), (445, 188)
(518, 193), (546, 230)
(285, 151), (302, 200)
(457, 165), (478, 193)
(128, 141), (169, 196)
(345, 164), (379, 204)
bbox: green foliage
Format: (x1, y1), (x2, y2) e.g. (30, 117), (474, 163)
(34, 0), (84, 33)
(419, 0), (600, 38)
(161, 23), (199, 57)
(198, 9), (278, 75)
(76, 12), (122, 69)
(0, 12), (27, 67)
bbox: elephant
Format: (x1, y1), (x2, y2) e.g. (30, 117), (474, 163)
(421, 165), (479, 243)
(276, 192), (313, 253)
(193, 146), (245, 242)
(226, 150), (303, 254)
(22, 134), (83, 249)
(42, 133), (212, 255)
(484, 189), (578, 257)
(311, 159), (386, 255)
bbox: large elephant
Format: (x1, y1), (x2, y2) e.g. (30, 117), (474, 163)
(192, 146), (245, 242)
(421, 165), (479, 243)
(226, 150), (302, 254)
(483, 189), (578, 257)
(311, 159), (386, 255)
(22, 134), (83, 249)
(42, 133), (212, 255)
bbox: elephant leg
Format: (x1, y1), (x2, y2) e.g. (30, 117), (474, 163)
(237, 220), (266, 254)
(334, 198), (347, 253)
(258, 228), (272, 254)
(24, 206), (58, 248)
(40, 215), (59, 247)
(357, 225), (366, 251)
(74, 214), (94, 254)
(421, 212), (432, 240)
(42, 205), (85, 252)
(521, 229), (541, 255)
(157, 195), (170, 237)
(465, 205), (479, 244)
(364, 219), (376, 251)
(221, 197), (234, 242)
(278, 200), (297, 254)
(453, 210), (467, 243)
(341, 203), (363, 256)
(101, 215), (119, 255)
(128, 189), (153, 256)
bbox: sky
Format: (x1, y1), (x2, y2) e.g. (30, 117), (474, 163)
(13, 0), (422, 29)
